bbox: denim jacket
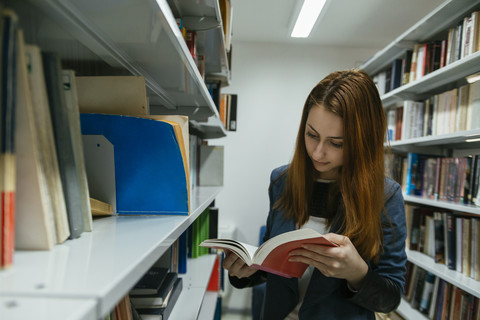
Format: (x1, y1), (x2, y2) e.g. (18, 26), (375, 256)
(230, 165), (407, 320)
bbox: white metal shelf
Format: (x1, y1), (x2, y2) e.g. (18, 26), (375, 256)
(0, 186), (221, 319)
(197, 291), (219, 320)
(403, 195), (480, 215)
(360, 0), (480, 75)
(406, 249), (480, 298)
(388, 128), (480, 150)
(363, 1), (480, 317)
(175, 0), (231, 85)
(8, 0), (228, 136)
(381, 51), (480, 108)
(397, 298), (429, 320)
(169, 255), (218, 319)
(0, 296), (97, 320)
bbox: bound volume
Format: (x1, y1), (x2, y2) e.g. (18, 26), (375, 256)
(200, 228), (337, 278)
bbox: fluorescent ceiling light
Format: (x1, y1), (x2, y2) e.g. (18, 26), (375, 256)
(466, 138), (480, 143)
(291, 0), (327, 38)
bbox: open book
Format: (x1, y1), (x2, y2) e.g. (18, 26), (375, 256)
(200, 228), (337, 278)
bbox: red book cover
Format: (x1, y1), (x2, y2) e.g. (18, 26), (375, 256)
(200, 228), (337, 278)
(207, 255), (220, 291)
(252, 236), (337, 278)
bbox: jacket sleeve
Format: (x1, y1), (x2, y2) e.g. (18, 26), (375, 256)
(346, 181), (408, 313)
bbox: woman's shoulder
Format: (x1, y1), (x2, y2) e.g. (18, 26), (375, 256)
(384, 177), (403, 203)
(270, 164), (289, 181)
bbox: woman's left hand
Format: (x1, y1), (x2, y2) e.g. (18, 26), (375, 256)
(288, 233), (368, 290)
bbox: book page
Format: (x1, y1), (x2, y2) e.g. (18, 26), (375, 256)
(200, 239), (258, 265)
(255, 228), (334, 264)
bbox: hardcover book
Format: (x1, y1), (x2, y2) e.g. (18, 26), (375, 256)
(15, 31), (57, 250)
(24, 45), (70, 244)
(42, 52), (85, 239)
(1, 10), (18, 267)
(200, 228), (337, 278)
(130, 267), (169, 296)
(130, 272), (177, 306)
(136, 277), (183, 320)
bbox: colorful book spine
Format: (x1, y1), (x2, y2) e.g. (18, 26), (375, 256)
(1, 10), (18, 268)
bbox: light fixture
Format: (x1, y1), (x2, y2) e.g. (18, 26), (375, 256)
(466, 72), (480, 84)
(290, 0), (328, 38)
(466, 138), (480, 143)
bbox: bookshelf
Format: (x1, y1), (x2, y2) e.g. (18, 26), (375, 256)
(0, 296), (97, 320)
(0, 187), (221, 319)
(169, 255), (218, 319)
(1, 0), (230, 318)
(9, 0), (228, 138)
(360, 0), (480, 318)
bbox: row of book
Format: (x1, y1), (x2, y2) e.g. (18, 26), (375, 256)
(188, 206), (218, 259)
(406, 205), (480, 280)
(373, 9), (480, 95)
(3, 5), (227, 270)
(385, 153), (480, 206)
(206, 81), (238, 132)
(219, 93), (238, 131)
(386, 80), (480, 142)
(105, 269), (183, 320)
(0, 9), (98, 270)
(106, 205), (221, 320)
(404, 261), (480, 320)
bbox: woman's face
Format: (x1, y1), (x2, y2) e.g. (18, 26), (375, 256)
(304, 104), (344, 180)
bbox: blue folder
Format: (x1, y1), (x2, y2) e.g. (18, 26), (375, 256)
(80, 113), (189, 215)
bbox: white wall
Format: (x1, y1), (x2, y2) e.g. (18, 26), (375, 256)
(210, 41), (378, 312)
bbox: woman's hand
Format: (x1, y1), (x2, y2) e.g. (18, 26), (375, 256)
(223, 250), (258, 279)
(288, 233), (368, 290)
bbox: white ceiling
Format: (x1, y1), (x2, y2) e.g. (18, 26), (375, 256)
(231, 0), (444, 49)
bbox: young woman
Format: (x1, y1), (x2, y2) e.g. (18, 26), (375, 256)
(223, 69), (407, 319)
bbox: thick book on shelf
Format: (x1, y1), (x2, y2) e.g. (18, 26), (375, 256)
(130, 267), (170, 296)
(24, 45), (70, 244)
(200, 228), (337, 278)
(1, 10), (18, 268)
(80, 114), (189, 215)
(62, 70), (92, 232)
(136, 277), (183, 320)
(14, 31), (57, 250)
(42, 52), (85, 238)
(130, 272), (178, 306)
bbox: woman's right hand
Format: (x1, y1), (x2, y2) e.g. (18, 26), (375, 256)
(223, 250), (258, 279)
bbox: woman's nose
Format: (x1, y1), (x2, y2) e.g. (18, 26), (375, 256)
(312, 141), (326, 159)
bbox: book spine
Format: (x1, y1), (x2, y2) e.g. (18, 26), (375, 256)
(1, 10), (18, 268)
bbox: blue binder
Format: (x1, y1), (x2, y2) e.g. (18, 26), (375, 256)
(80, 113), (189, 215)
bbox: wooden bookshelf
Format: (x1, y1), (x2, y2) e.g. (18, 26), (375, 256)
(0, 187), (221, 318)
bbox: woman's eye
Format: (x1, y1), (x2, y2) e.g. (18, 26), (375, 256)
(330, 141), (343, 148)
(306, 131), (317, 138)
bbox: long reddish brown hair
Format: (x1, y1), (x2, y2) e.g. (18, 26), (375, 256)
(275, 69), (387, 261)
